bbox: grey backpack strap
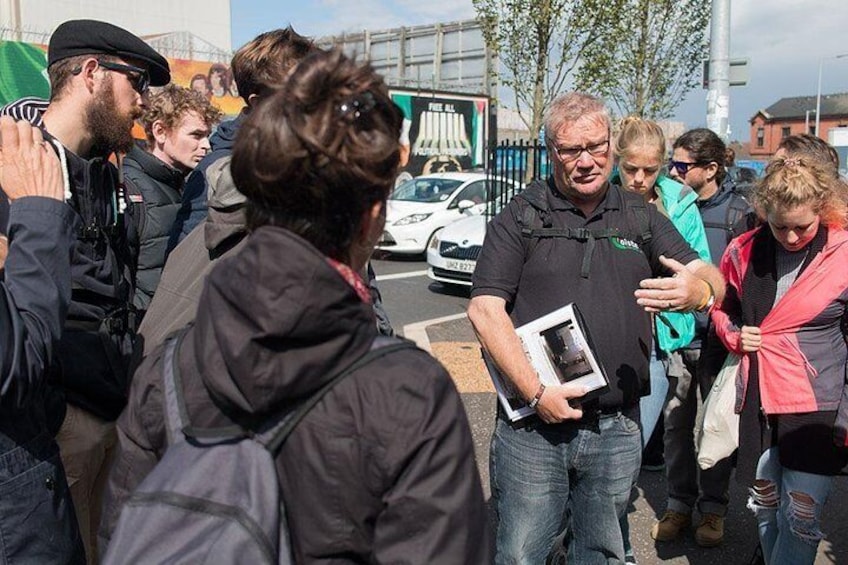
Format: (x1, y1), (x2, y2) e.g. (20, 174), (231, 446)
(259, 337), (417, 454)
(162, 326), (245, 444)
(162, 327), (191, 445)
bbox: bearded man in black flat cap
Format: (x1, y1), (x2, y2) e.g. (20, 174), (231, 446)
(0, 19), (170, 564)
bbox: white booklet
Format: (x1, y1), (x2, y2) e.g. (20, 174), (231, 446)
(484, 302), (610, 422)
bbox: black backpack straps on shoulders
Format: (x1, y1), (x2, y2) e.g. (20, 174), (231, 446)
(702, 191), (750, 243)
(621, 195), (652, 248)
(517, 190), (650, 278)
(261, 337), (419, 454)
(725, 193), (751, 240)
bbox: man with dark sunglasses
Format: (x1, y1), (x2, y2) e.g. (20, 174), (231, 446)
(0, 19), (169, 564)
(652, 128), (753, 548)
(92, 60), (151, 95)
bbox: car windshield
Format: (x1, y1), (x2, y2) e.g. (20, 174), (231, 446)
(391, 178), (465, 203)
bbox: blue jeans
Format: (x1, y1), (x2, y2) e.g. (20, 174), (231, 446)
(639, 345), (669, 447)
(749, 447), (833, 565)
(620, 344), (668, 560)
(490, 411), (641, 564)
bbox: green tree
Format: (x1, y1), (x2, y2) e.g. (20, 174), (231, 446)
(473, 0), (622, 141)
(575, 0), (711, 120)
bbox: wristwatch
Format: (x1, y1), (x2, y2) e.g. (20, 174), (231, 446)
(697, 280), (716, 313)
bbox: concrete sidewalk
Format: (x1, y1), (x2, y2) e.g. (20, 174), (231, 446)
(422, 317), (847, 565)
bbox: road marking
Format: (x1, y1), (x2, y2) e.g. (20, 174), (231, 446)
(402, 312), (468, 353)
(375, 270), (429, 281)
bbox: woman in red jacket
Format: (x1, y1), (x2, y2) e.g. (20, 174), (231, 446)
(712, 157), (848, 564)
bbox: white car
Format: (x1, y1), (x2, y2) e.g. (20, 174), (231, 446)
(426, 212), (488, 286)
(378, 172), (505, 255)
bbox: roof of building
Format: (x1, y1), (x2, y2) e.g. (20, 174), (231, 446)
(752, 92), (848, 122)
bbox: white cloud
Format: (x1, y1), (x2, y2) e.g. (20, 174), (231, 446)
(387, 0), (476, 24)
(302, 0), (476, 37)
(233, 0), (848, 143)
(676, 0), (848, 141)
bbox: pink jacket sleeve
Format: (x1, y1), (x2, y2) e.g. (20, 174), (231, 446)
(711, 240), (744, 354)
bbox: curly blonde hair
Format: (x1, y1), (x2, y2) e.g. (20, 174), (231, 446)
(140, 84), (222, 145)
(754, 157), (848, 228)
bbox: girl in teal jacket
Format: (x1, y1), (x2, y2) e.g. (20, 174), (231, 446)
(612, 116), (711, 564)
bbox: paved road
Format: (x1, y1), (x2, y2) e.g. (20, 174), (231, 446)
(373, 255), (847, 564)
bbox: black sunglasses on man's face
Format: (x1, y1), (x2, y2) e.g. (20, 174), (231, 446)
(96, 60), (150, 95)
(668, 159), (711, 176)
(71, 59), (151, 95)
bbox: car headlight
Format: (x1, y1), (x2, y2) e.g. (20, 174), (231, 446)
(429, 231), (441, 250)
(394, 213), (432, 226)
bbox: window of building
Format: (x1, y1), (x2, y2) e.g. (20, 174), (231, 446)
(757, 127), (764, 147)
(781, 126), (791, 138)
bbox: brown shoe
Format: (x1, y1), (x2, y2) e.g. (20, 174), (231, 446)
(695, 513), (725, 547)
(650, 510), (691, 541)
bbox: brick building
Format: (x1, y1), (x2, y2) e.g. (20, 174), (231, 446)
(749, 92), (848, 158)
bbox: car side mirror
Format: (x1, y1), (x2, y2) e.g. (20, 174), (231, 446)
(457, 199), (476, 212)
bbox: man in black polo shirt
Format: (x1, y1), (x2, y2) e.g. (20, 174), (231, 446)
(468, 92), (725, 564)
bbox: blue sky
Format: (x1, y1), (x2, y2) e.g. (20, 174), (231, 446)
(230, 0), (848, 144)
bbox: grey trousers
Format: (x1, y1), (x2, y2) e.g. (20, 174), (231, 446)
(663, 348), (734, 516)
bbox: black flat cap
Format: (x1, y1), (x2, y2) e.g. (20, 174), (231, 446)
(49, 19), (170, 86)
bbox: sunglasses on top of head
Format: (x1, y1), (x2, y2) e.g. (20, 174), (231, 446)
(95, 59), (151, 95)
(668, 159), (711, 175)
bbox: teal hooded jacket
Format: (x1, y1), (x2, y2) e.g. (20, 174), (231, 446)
(612, 173), (711, 352)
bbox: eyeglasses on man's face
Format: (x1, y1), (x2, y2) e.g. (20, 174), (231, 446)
(554, 139), (610, 162)
(96, 60), (150, 95)
(668, 159), (711, 176)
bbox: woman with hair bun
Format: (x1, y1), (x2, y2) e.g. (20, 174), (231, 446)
(712, 158), (848, 564)
(105, 49), (491, 563)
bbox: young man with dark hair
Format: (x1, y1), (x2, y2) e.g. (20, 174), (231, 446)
(136, 28), (322, 355)
(652, 127), (753, 548)
(169, 27), (316, 246)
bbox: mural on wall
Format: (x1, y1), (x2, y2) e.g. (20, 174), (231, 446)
(167, 57), (244, 116)
(390, 90), (488, 178)
(0, 41), (50, 104)
(0, 40), (245, 116)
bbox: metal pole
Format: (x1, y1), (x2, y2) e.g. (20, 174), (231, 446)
(815, 59), (823, 138)
(706, 0), (730, 141)
(815, 54), (848, 139)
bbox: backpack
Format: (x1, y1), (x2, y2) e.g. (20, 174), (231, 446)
(515, 183), (685, 345)
(103, 329), (416, 564)
(701, 189), (752, 244)
(515, 183), (652, 279)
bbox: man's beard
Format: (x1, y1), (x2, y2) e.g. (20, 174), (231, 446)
(85, 79), (140, 156)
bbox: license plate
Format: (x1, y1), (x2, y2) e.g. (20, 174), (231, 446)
(445, 259), (476, 273)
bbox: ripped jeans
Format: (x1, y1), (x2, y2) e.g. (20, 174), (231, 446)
(748, 447), (833, 565)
